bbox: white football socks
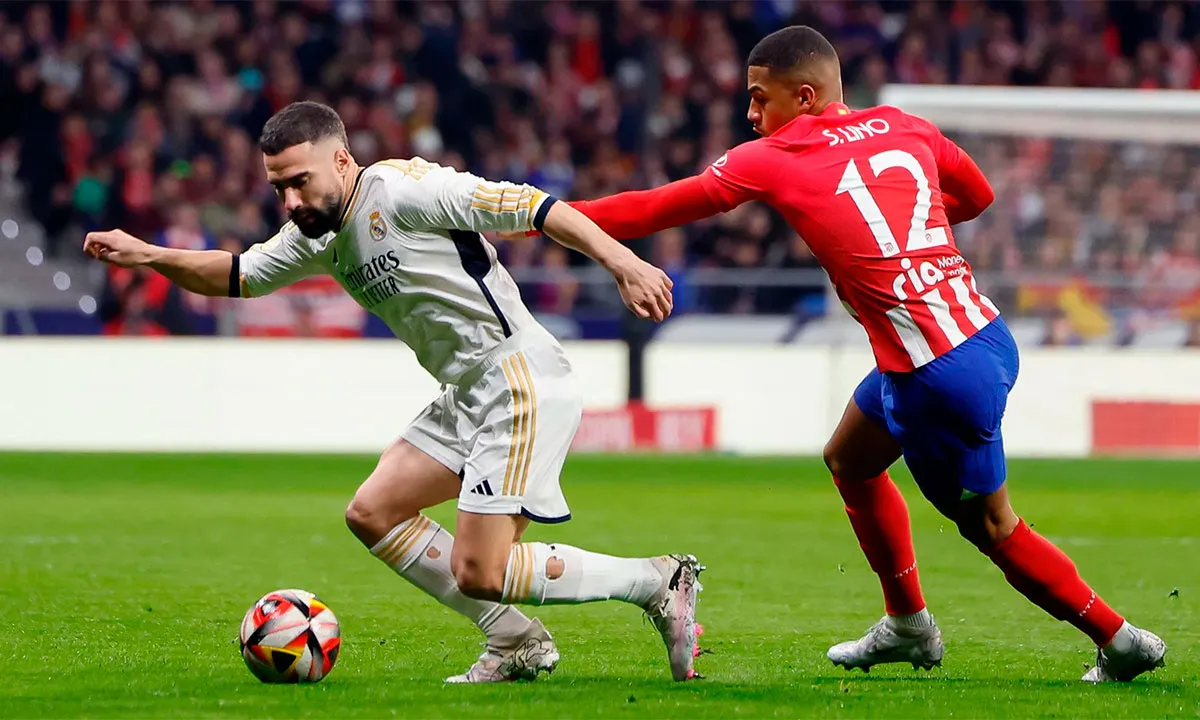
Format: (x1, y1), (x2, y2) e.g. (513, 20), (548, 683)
(887, 607), (935, 631)
(1106, 621), (1137, 653)
(371, 515), (532, 643)
(501, 542), (662, 607)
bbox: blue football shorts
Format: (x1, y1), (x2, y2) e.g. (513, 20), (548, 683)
(853, 315), (1020, 511)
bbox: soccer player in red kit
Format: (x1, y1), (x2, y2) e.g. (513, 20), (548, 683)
(561, 26), (1167, 682)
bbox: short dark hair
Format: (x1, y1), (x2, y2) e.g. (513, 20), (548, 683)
(747, 25), (839, 75)
(258, 101), (348, 155)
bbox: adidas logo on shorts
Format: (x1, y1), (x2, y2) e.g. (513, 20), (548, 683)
(469, 479), (495, 496)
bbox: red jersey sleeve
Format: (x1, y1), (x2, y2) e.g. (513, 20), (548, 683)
(560, 140), (776, 241)
(570, 175), (720, 241)
(698, 139), (778, 211)
(907, 114), (994, 225)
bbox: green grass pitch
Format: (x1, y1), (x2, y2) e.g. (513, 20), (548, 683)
(1, 453), (1197, 718)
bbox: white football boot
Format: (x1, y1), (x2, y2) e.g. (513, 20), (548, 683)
(1082, 622), (1167, 683)
(828, 616), (944, 672)
(444, 618), (560, 683)
(643, 554), (705, 681)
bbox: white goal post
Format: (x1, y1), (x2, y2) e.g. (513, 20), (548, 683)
(879, 84), (1200, 143)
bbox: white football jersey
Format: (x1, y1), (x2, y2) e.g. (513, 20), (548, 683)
(239, 158), (558, 385)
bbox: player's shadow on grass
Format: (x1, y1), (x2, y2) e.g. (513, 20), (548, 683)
(455, 675), (1187, 702)
(809, 674), (1187, 690)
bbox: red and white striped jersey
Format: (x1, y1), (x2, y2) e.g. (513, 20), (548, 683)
(699, 103), (999, 372)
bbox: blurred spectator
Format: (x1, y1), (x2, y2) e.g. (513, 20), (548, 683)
(3, 0), (1200, 338)
(97, 265), (196, 336)
(652, 228), (696, 315)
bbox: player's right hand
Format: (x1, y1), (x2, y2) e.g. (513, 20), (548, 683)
(612, 256), (675, 322)
(83, 229), (153, 268)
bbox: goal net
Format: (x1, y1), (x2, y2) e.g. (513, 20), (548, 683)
(866, 83), (1200, 350)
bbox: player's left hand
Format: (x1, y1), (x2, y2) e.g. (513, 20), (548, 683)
(611, 256), (674, 322)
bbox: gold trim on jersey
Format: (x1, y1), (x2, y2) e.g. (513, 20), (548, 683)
(376, 157), (434, 181)
(501, 352), (537, 497)
(338, 168), (367, 229)
(376, 514), (433, 566)
(471, 184), (537, 215)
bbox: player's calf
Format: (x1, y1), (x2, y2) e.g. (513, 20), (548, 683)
(497, 543), (705, 681)
(951, 486), (1133, 650)
(497, 541), (664, 606)
(981, 515), (1128, 647)
(455, 525), (707, 682)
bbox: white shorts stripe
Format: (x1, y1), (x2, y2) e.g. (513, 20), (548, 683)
(887, 304), (936, 367)
(922, 286), (968, 347)
(949, 275), (990, 331)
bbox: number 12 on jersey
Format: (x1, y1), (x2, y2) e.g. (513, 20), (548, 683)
(836, 149), (947, 258)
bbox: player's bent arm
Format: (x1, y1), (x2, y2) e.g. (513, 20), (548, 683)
(540, 201), (675, 323)
(921, 123), (995, 224)
(907, 114), (995, 224)
(570, 175), (725, 241)
(939, 151), (994, 225)
(540, 201), (645, 272)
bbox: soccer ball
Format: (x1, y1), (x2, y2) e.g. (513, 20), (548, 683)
(239, 589), (341, 683)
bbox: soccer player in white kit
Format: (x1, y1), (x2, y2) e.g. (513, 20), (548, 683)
(83, 101), (704, 683)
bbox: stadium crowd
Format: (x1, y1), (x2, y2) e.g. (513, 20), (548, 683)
(3, 0), (1200, 341)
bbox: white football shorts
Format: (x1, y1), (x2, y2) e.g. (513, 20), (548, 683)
(401, 330), (582, 523)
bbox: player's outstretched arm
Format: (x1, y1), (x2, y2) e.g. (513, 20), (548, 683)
(570, 175), (724, 241)
(84, 229), (235, 297)
(569, 140), (772, 241)
(541, 201), (674, 322)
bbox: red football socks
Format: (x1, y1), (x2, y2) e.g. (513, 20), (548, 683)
(985, 519), (1124, 646)
(834, 473), (927, 616)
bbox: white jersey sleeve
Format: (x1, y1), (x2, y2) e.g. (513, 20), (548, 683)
(238, 222), (324, 298)
(376, 158), (556, 235)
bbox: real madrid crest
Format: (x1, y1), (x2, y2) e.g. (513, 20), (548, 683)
(369, 209), (386, 242)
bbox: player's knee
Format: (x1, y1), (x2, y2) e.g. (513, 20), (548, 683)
(824, 442), (867, 482)
(954, 517), (988, 548)
(452, 555), (505, 602)
(343, 496), (375, 539)
(822, 442), (845, 477)
(955, 507), (1019, 550)
(344, 495), (407, 546)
